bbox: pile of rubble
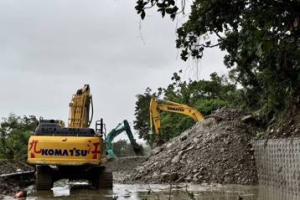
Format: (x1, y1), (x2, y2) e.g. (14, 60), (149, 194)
(104, 156), (146, 172)
(127, 108), (258, 185)
(0, 160), (32, 176)
(104, 156), (147, 183)
(0, 160), (34, 195)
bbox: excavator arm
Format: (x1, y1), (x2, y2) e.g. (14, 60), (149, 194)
(106, 120), (143, 158)
(150, 97), (204, 136)
(68, 84), (93, 128)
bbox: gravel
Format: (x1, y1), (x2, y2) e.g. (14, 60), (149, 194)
(126, 108), (258, 185)
(0, 160), (34, 195)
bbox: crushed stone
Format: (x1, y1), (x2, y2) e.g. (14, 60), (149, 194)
(126, 108), (258, 185)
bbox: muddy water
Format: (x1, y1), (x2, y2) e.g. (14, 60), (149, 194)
(2, 180), (300, 200)
(2, 179), (259, 200)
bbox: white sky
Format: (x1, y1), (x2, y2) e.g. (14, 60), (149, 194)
(0, 0), (227, 142)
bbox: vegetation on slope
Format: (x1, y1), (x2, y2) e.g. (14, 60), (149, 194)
(134, 72), (239, 145)
(134, 0), (300, 144)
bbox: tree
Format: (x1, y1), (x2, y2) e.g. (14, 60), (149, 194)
(134, 72), (237, 145)
(0, 114), (38, 159)
(112, 140), (136, 157)
(134, 88), (158, 146)
(135, 0), (300, 120)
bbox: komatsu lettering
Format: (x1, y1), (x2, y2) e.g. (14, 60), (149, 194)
(41, 148), (88, 157)
(167, 107), (184, 112)
(29, 139), (100, 159)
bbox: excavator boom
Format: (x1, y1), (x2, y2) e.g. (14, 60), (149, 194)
(150, 97), (204, 136)
(68, 84), (93, 128)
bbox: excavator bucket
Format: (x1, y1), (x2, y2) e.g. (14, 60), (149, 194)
(133, 144), (144, 156)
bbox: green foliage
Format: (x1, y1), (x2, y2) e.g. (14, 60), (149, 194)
(134, 72), (237, 145)
(134, 88), (156, 146)
(112, 139), (137, 157)
(135, 0), (178, 20)
(159, 113), (194, 141)
(0, 114), (38, 160)
(195, 99), (230, 115)
(135, 0), (300, 120)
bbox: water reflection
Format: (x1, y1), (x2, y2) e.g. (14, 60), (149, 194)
(3, 181), (300, 200)
(258, 185), (300, 200)
(134, 184), (259, 200)
(24, 180), (260, 200)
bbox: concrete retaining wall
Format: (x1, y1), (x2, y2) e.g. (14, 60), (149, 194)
(254, 139), (300, 196)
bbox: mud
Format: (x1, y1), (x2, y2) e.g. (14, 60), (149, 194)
(126, 108), (258, 185)
(2, 180), (298, 200)
(0, 160), (34, 195)
(1, 180), (260, 200)
(103, 156), (146, 172)
(0, 160), (33, 175)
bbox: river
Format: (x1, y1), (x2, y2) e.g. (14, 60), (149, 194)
(2, 179), (300, 200)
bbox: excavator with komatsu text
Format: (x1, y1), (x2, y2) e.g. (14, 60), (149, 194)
(106, 120), (143, 159)
(27, 84), (113, 190)
(150, 97), (204, 141)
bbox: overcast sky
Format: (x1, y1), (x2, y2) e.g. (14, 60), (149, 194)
(0, 0), (226, 141)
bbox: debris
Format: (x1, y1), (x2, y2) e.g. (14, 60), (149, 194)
(160, 172), (178, 182)
(0, 160), (34, 195)
(13, 190), (27, 199)
(102, 156), (147, 183)
(103, 157), (146, 172)
(126, 108), (258, 185)
(241, 115), (255, 123)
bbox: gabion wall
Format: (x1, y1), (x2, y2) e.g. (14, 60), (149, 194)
(258, 185), (300, 200)
(254, 139), (300, 197)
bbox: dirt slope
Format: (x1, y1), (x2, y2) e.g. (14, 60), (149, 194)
(126, 108), (258, 185)
(103, 156), (146, 172)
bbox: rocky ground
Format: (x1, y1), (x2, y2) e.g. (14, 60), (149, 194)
(0, 160), (33, 175)
(103, 156), (146, 172)
(0, 160), (34, 195)
(103, 156), (147, 183)
(125, 108), (259, 185)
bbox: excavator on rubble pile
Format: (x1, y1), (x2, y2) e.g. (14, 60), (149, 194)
(106, 120), (143, 159)
(27, 84), (113, 190)
(150, 97), (204, 140)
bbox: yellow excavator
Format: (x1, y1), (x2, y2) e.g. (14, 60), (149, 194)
(150, 97), (204, 138)
(27, 84), (112, 190)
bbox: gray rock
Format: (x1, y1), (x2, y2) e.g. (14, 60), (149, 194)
(180, 135), (188, 141)
(151, 147), (162, 155)
(185, 175), (192, 182)
(171, 155), (180, 163)
(161, 172), (178, 182)
(193, 137), (200, 143)
(241, 114), (255, 123)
